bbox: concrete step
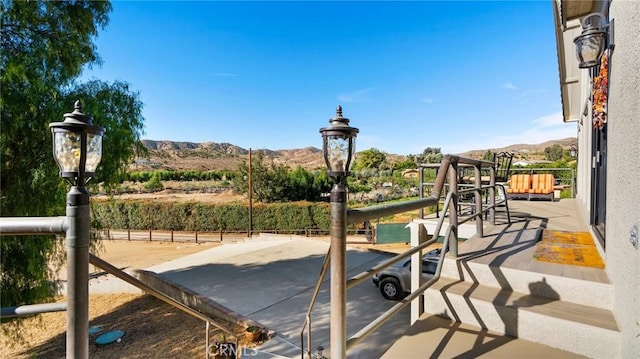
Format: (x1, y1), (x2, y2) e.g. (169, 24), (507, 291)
(383, 314), (587, 359)
(439, 256), (613, 310)
(424, 277), (620, 358)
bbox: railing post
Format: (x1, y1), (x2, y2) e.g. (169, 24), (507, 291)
(408, 222), (426, 324)
(489, 167), (496, 225)
(571, 168), (575, 198)
(66, 186), (90, 359)
(205, 321), (210, 359)
(418, 167), (424, 219)
(448, 164), (458, 257)
(330, 181), (347, 359)
(474, 164), (483, 237)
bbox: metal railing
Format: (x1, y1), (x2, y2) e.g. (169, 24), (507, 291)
(299, 155), (504, 358)
(0, 219), (240, 359)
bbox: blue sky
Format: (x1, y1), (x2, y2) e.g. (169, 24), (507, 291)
(82, 0), (576, 155)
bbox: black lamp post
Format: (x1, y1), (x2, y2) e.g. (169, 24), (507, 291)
(49, 100), (104, 359)
(319, 105), (358, 358)
(569, 145), (578, 158)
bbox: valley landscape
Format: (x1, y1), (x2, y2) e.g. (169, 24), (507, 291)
(133, 137), (577, 172)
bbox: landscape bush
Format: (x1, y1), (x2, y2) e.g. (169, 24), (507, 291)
(92, 200), (331, 233)
(125, 169), (237, 183)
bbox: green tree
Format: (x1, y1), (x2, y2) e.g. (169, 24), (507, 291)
(416, 147), (443, 164)
(144, 172), (164, 191)
(353, 148), (387, 171)
(482, 150), (494, 161)
(232, 154), (331, 202)
(1, 1), (145, 309)
(544, 144), (563, 162)
(393, 156), (418, 171)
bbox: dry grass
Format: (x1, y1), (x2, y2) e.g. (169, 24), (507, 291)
(94, 188), (246, 204)
(1, 294), (220, 359)
(1, 240), (245, 359)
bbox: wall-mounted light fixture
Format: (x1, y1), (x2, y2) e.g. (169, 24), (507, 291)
(569, 144), (578, 158)
(573, 13), (614, 69)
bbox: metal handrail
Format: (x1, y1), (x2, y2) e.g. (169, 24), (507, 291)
(300, 246), (331, 358)
(347, 215), (455, 350)
(299, 154), (504, 358)
(88, 254), (239, 359)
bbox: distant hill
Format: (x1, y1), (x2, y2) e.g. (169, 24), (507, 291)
(456, 137), (577, 160)
(131, 138), (577, 172)
(132, 140), (324, 171)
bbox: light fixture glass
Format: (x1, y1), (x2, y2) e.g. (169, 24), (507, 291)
(85, 133), (103, 173)
(325, 134), (355, 174)
(320, 106), (359, 180)
(50, 100), (105, 185)
(574, 13), (608, 69)
(53, 131), (83, 174)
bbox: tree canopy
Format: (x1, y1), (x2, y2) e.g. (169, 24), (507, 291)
(416, 147), (443, 164)
(1, 1), (145, 308)
(232, 153), (331, 202)
(544, 144), (564, 162)
(353, 148), (387, 171)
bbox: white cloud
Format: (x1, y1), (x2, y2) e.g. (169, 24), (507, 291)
(532, 112), (563, 127)
(338, 88), (375, 103)
(440, 111), (576, 154)
(502, 82), (517, 90)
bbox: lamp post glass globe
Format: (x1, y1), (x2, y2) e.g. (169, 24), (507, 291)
(326, 135), (354, 174)
(50, 100), (105, 185)
(53, 132), (102, 174)
(320, 105), (359, 180)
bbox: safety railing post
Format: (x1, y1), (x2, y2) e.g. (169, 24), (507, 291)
(474, 164), (483, 237)
(329, 181), (347, 358)
(66, 186), (90, 359)
(448, 164), (459, 257)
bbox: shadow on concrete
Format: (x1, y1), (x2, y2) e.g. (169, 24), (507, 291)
(427, 214), (560, 356)
(153, 242), (413, 358)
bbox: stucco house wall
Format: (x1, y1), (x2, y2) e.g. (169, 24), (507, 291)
(606, 1), (640, 356)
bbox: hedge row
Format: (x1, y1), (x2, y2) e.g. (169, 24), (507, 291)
(91, 200), (331, 232)
(125, 170), (237, 183)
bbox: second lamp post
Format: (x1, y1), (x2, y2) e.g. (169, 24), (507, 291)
(319, 105), (358, 358)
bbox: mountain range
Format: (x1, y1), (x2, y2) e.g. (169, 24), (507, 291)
(132, 138), (577, 172)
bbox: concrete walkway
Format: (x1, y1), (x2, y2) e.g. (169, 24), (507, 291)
(146, 237), (410, 358)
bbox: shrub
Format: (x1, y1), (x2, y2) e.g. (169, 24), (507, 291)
(92, 200), (332, 233)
